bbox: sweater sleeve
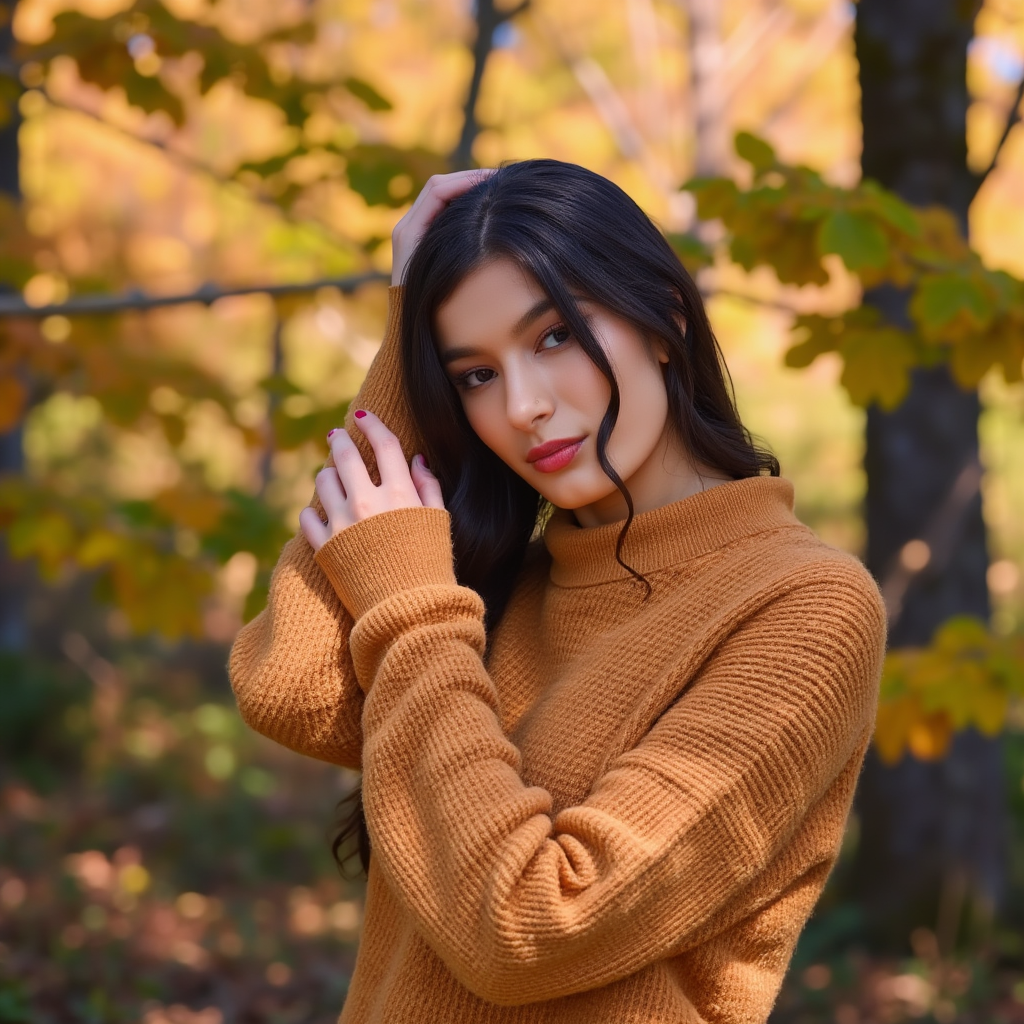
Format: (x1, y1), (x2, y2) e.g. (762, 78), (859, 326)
(228, 286), (425, 767)
(314, 506), (887, 1006)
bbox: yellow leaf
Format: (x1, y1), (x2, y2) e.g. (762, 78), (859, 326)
(154, 486), (226, 533)
(77, 529), (124, 568)
(840, 327), (917, 409)
(971, 686), (1008, 736)
(874, 697), (915, 765)
(949, 319), (1024, 389)
(914, 206), (970, 261)
(934, 615), (989, 652)
(907, 712), (953, 761)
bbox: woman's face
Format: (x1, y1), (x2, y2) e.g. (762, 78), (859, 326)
(435, 258), (698, 527)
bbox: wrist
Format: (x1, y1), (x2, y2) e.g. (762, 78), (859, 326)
(313, 506), (457, 620)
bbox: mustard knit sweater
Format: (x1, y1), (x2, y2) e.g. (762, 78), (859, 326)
(229, 288), (887, 1024)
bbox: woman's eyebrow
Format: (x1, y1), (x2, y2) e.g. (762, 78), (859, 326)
(440, 345), (480, 367)
(510, 297), (556, 336)
(440, 297), (558, 366)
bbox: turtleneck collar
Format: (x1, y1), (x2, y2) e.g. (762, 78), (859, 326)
(543, 476), (802, 588)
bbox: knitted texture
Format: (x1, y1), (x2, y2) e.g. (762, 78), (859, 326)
(229, 288), (887, 1024)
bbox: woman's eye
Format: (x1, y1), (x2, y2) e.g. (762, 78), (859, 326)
(456, 367), (497, 390)
(539, 325), (571, 350)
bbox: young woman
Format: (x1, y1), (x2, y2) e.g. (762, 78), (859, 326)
(229, 161), (887, 1024)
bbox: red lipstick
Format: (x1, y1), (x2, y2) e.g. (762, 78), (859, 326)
(526, 437), (585, 474)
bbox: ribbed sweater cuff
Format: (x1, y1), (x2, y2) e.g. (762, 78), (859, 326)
(313, 506), (458, 620)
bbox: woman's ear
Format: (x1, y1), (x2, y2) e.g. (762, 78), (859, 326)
(655, 316), (686, 365)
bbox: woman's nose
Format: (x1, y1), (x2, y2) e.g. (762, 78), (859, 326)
(505, 370), (553, 431)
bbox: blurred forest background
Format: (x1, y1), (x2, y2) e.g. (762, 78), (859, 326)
(2, 0), (1024, 1020)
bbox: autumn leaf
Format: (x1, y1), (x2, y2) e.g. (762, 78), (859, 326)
(818, 209), (889, 271)
(734, 132), (776, 175)
(784, 314), (845, 368)
(949, 318), (1024, 388)
(343, 77), (393, 112)
(910, 273), (994, 339)
(153, 486), (227, 534)
(76, 529), (126, 569)
(906, 711), (954, 761)
(972, 686), (1009, 736)
(875, 617), (1023, 763)
(666, 233), (714, 273)
(684, 177), (740, 221)
(859, 180), (920, 237)
(874, 696), (916, 765)
(839, 327), (917, 409)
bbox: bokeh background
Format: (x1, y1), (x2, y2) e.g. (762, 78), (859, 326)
(1, 0), (1024, 1020)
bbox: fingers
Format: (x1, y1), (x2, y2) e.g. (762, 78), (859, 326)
(315, 460), (347, 509)
(411, 454), (446, 510)
(299, 418), (447, 551)
(405, 170), (493, 225)
(348, 410), (411, 484)
(392, 169), (497, 285)
(419, 168), (495, 206)
(327, 425), (372, 496)
(298, 505), (329, 552)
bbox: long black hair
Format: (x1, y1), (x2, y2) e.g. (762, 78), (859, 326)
(333, 159), (779, 876)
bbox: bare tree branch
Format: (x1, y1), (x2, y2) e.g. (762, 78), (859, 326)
(878, 457), (984, 627)
(534, 8), (678, 201)
(757, 5), (852, 133)
(0, 271), (387, 318)
(450, 0), (529, 170)
(259, 312), (285, 495)
(683, 0), (729, 177)
(975, 71), (1024, 194)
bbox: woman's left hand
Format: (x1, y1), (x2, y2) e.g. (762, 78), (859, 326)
(299, 410), (446, 554)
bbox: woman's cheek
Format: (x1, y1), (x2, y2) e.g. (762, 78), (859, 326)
(464, 397), (512, 466)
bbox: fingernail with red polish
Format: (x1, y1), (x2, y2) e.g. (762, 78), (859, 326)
(418, 453), (429, 469)
(354, 409), (367, 419)
(327, 428), (337, 438)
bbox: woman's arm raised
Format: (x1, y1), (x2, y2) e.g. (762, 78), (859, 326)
(230, 170), (494, 765)
(228, 287), (426, 767)
(311, 501), (885, 1005)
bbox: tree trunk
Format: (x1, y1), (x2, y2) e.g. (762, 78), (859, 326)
(851, 0), (1005, 940)
(0, 12), (28, 654)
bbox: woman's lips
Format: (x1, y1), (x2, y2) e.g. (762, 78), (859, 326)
(528, 438), (585, 474)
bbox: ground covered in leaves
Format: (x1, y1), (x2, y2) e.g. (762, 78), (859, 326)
(2, 640), (1024, 1024)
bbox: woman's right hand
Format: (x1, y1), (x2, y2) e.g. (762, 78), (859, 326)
(391, 169), (496, 286)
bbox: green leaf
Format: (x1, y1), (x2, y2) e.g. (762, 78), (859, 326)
(911, 274), (994, 334)
(818, 210), (889, 270)
(860, 180), (921, 236)
(345, 145), (447, 208)
(202, 490), (292, 565)
(683, 177), (739, 221)
(237, 149), (306, 178)
(666, 232), (713, 272)
(840, 327), (917, 409)
(344, 76), (393, 111)
(948, 317), (1024, 388)
(259, 373), (304, 399)
(734, 132), (776, 174)
(784, 314), (845, 368)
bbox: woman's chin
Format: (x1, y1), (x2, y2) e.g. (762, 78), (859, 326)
(537, 482), (621, 519)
